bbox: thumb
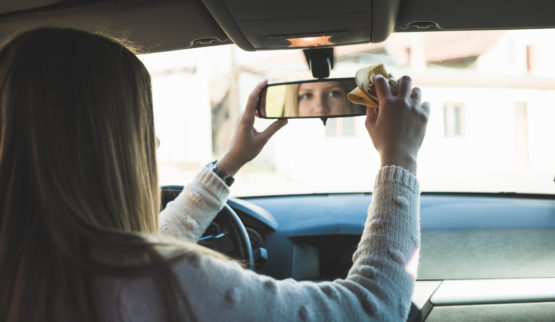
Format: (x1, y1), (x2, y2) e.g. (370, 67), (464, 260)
(365, 106), (378, 130)
(261, 119), (288, 141)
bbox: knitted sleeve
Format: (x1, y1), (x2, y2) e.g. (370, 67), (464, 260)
(170, 165), (420, 321)
(159, 166), (230, 242)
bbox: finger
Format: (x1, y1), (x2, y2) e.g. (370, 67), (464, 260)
(365, 106), (378, 130)
(244, 80), (269, 124)
(235, 111), (244, 127)
(420, 101), (431, 118)
(257, 90), (267, 118)
(410, 87), (422, 104)
(261, 119), (288, 141)
(397, 76), (412, 98)
(373, 74), (391, 104)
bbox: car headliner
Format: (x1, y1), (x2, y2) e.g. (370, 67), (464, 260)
(1, 0), (555, 53)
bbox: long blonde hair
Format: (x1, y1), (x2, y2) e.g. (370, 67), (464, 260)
(283, 83), (301, 117)
(0, 28), (194, 321)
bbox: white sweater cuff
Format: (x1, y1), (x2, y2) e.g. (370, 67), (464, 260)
(374, 165), (419, 194)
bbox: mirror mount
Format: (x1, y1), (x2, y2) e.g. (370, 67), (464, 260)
(320, 117), (328, 126)
(303, 48), (334, 79)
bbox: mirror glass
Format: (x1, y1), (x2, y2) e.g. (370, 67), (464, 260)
(258, 78), (366, 118)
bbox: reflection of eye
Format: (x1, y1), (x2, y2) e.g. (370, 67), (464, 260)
(328, 90), (344, 97)
(298, 93), (312, 100)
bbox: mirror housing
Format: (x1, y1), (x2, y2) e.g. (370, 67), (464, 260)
(257, 78), (366, 119)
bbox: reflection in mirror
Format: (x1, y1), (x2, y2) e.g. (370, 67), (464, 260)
(258, 78), (366, 119)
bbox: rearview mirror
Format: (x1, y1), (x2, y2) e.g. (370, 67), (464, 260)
(257, 78), (366, 119)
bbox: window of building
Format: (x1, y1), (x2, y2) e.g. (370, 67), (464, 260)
(443, 103), (466, 138)
(514, 101), (529, 166)
(526, 45), (537, 72)
(325, 117), (356, 138)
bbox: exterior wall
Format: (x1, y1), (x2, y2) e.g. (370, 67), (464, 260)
(266, 30), (555, 194)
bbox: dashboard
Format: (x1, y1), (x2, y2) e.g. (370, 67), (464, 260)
(229, 193), (555, 321)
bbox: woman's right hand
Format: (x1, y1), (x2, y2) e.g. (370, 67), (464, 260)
(217, 80), (287, 177)
(365, 75), (430, 174)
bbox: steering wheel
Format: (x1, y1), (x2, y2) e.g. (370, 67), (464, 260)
(161, 186), (254, 270)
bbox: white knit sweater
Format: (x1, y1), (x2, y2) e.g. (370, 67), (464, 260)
(121, 165), (420, 321)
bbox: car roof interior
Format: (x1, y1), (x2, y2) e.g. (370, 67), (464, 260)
(1, 0), (554, 53)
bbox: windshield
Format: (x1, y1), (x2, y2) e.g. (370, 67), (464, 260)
(140, 29), (555, 196)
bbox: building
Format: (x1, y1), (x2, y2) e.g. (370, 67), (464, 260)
(141, 29), (555, 195)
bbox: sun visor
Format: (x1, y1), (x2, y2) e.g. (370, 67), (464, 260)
(202, 0), (401, 51)
(0, 0), (60, 15)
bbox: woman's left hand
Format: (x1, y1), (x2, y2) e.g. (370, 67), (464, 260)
(217, 80), (288, 176)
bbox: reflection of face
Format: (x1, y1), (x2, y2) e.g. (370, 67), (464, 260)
(297, 81), (348, 116)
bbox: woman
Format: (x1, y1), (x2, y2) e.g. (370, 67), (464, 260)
(283, 80), (366, 117)
(0, 28), (429, 321)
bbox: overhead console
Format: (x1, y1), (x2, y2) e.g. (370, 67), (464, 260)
(201, 0), (401, 51)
